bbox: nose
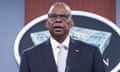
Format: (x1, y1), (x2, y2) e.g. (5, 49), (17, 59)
(55, 16), (62, 23)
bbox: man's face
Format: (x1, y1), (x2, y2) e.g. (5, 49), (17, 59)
(46, 5), (73, 39)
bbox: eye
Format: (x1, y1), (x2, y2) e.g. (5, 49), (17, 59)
(48, 14), (57, 18)
(59, 14), (69, 19)
(48, 14), (70, 19)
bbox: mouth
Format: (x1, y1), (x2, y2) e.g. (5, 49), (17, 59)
(53, 25), (64, 31)
(54, 26), (63, 29)
(52, 24), (64, 33)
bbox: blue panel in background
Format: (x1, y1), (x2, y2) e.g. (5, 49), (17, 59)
(116, 0), (120, 28)
(0, 0), (24, 72)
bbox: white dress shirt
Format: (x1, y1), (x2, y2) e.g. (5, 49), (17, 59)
(50, 35), (70, 64)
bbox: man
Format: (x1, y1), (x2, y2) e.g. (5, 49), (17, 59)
(20, 2), (105, 72)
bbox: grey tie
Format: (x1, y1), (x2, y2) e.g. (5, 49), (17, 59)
(57, 45), (68, 72)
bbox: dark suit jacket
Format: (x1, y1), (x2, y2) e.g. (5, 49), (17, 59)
(19, 38), (105, 72)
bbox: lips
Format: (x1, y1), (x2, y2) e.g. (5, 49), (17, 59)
(54, 27), (64, 32)
(53, 24), (64, 32)
(54, 26), (63, 29)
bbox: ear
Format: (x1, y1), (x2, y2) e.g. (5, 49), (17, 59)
(45, 21), (49, 29)
(69, 19), (74, 28)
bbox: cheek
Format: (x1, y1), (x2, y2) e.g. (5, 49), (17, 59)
(64, 22), (71, 29)
(47, 21), (53, 28)
(48, 25), (55, 33)
(64, 24), (71, 33)
(48, 19), (54, 23)
(49, 23), (55, 28)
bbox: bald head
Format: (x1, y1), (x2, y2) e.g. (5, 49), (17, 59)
(48, 2), (72, 18)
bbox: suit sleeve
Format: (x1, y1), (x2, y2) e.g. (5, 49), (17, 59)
(93, 47), (105, 72)
(19, 52), (30, 72)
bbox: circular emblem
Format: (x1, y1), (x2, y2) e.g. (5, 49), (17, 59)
(14, 10), (120, 72)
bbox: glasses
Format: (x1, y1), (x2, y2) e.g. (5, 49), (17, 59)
(48, 14), (70, 20)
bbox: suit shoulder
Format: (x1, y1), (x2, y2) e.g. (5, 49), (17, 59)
(23, 41), (48, 54)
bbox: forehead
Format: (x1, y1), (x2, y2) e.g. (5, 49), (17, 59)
(50, 5), (69, 14)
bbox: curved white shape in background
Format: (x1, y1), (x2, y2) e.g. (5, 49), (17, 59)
(14, 11), (120, 72)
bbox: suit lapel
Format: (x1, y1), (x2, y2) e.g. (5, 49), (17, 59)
(66, 39), (82, 72)
(38, 38), (83, 72)
(40, 39), (57, 72)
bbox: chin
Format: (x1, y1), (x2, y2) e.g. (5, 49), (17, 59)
(53, 34), (64, 38)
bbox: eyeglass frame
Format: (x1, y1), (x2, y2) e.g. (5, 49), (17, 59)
(48, 13), (72, 20)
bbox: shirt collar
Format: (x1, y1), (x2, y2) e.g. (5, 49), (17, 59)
(50, 35), (70, 49)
